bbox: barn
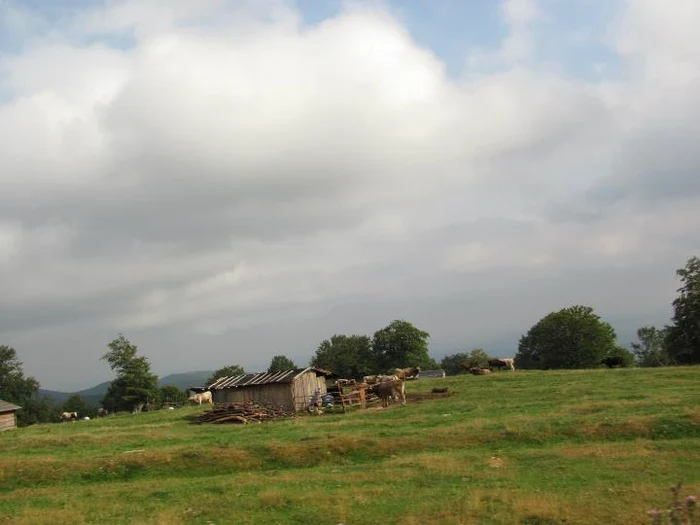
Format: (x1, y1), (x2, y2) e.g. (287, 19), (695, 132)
(205, 367), (333, 413)
(0, 399), (21, 432)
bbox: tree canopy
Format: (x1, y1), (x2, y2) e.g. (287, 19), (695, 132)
(0, 345), (54, 426)
(100, 334), (158, 413)
(310, 334), (374, 379)
(665, 256), (700, 364)
(268, 355), (296, 373)
(631, 326), (669, 367)
(371, 319), (437, 371)
(205, 365), (245, 387)
(61, 393), (94, 418)
(515, 305), (618, 369)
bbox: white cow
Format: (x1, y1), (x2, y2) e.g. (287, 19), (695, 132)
(188, 391), (213, 405)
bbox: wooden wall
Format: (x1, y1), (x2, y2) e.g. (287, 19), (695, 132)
(290, 371), (327, 412)
(0, 411), (17, 432)
(212, 372), (328, 412)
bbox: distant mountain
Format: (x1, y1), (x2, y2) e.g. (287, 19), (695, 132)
(38, 371), (214, 407)
(158, 370), (213, 391)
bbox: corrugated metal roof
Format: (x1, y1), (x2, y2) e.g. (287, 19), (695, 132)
(207, 367), (332, 390)
(0, 399), (21, 413)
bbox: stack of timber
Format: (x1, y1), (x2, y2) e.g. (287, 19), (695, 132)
(196, 401), (295, 424)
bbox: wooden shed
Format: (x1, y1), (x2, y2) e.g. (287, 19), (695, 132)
(0, 399), (21, 432)
(206, 367), (333, 412)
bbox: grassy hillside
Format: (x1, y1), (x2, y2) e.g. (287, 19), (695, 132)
(2, 368), (700, 524)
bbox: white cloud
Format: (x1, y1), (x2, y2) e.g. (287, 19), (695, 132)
(0, 0), (699, 389)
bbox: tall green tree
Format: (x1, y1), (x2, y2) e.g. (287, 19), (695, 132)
(268, 355), (296, 373)
(0, 345), (54, 426)
(631, 326), (669, 367)
(371, 319), (438, 371)
(665, 256), (700, 364)
(205, 365), (245, 387)
(515, 305), (618, 369)
(100, 334), (158, 413)
(61, 393), (94, 418)
(440, 352), (471, 375)
(157, 385), (188, 406)
(310, 334), (374, 379)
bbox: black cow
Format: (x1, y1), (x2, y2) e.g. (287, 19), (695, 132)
(601, 356), (625, 368)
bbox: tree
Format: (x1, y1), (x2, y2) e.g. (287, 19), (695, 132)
(603, 346), (636, 368)
(100, 334), (158, 413)
(665, 256), (700, 364)
(466, 348), (490, 369)
(0, 345), (54, 426)
(631, 326), (669, 367)
(371, 319), (438, 372)
(157, 385), (188, 406)
(310, 334), (375, 379)
(440, 352), (471, 375)
(515, 305), (618, 369)
(205, 365), (245, 387)
(268, 355), (296, 373)
(61, 393), (94, 418)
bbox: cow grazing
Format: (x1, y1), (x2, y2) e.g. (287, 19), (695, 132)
(394, 367), (421, 380)
(60, 412), (78, 421)
(469, 367), (492, 376)
(188, 391), (214, 405)
(370, 378), (406, 407)
(97, 407), (109, 418)
(487, 358), (516, 371)
(601, 356), (625, 368)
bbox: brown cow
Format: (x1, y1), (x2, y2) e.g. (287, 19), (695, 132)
(394, 367), (421, 380)
(370, 378), (406, 407)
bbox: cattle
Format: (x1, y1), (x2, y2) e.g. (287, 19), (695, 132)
(601, 356), (625, 368)
(97, 407), (109, 418)
(394, 367), (421, 380)
(60, 412), (78, 421)
(469, 367), (492, 376)
(369, 378), (406, 407)
(188, 391), (213, 405)
(487, 358), (516, 371)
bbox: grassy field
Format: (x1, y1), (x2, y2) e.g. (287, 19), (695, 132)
(1, 367), (700, 524)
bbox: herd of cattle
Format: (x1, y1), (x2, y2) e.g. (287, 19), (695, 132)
(56, 357), (628, 421)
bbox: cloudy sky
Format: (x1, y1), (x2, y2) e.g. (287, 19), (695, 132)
(1, 0), (698, 391)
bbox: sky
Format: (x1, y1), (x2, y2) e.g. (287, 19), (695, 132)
(1, 0), (699, 391)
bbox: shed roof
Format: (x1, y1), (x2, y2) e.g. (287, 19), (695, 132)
(0, 399), (21, 413)
(207, 367), (333, 390)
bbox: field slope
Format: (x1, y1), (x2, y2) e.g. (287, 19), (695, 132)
(2, 367), (700, 524)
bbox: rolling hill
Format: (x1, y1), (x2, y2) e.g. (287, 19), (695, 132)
(38, 370), (214, 407)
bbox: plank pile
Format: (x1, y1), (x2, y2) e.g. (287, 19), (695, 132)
(196, 401), (295, 424)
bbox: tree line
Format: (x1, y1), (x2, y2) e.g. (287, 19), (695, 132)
(2, 255), (698, 426)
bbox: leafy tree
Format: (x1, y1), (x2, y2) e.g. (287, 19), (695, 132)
(310, 334), (374, 379)
(371, 319), (438, 371)
(61, 393), (94, 418)
(0, 345), (54, 426)
(157, 385), (188, 406)
(602, 346), (636, 368)
(466, 348), (490, 369)
(440, 352), (471, 375)
(268, 355), (296, 373)
(205, 365), (245, 387)
(100, 334), (158, 413)
(665, 256), (700, 364)
(515, 305), (618, 369)
(631, 326), (669, 367)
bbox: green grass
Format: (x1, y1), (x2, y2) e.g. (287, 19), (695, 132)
(2, 367), (700, 524)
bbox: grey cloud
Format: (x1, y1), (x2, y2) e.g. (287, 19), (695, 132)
(1, 0), (700, 390)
